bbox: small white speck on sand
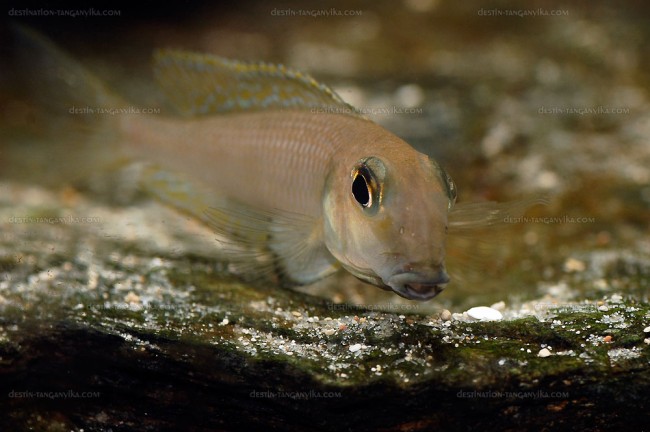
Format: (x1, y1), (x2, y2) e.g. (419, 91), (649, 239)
(563, 257), (586, 273)
(538, 348), (552, 358)
(643, 326), (650, 333)
(124, 291), (140, 305)
(467, 306), (503, 322)
(349, 343), (362, 353)
(607, 347), (642, 362)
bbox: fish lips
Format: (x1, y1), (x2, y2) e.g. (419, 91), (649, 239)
(387, 271), (449, 301)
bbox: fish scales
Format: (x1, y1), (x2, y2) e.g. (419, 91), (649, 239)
(121, 111), (361, 217)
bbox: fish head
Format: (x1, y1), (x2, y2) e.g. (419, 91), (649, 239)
(323, 148), (457, 301)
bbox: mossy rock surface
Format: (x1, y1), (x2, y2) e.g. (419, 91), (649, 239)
(1, 206), (648, 431)
(2, 0), (650, 430)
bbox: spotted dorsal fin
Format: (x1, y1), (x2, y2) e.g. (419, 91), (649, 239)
(153, 50), (360, 117)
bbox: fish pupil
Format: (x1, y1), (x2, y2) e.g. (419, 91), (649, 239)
(352, 173), (371, 207)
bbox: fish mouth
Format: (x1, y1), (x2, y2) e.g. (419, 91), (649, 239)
(387, 271), (449, 301)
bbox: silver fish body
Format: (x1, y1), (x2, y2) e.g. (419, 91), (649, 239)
(122, 110), (455, 300)
(8, 26), (544, 301)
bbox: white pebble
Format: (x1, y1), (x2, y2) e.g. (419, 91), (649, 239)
(563, 257), (586, 273)
(538, 348), (552, 358)
(467, 306), (503, 322)
(349, 343), (362, 353)
(643, 326), (650, 333)
(610, 294), (623, 303)
(395, 84), (424, 108)
(490, 301), (506, 311)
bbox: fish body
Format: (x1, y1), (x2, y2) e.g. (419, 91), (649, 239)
(122, 109), (454, 299)
(7, 26), (543, 300)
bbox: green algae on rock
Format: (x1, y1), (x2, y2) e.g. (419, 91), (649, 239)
(1, 182), (649, 430)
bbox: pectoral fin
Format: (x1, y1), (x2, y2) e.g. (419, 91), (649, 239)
(204, 204), (339, 286)
(448, 196), (549, 232)
(446, 195), (549, 288)
(139, 164), (337, 285)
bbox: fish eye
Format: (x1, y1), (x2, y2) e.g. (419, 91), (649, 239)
(352, 171), (372, 207)
(351, 157), (386, 214)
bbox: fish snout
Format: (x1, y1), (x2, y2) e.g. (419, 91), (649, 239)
(387, 269), (449, 301)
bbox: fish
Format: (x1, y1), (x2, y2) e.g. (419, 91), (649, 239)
(5, 26), (546, 301)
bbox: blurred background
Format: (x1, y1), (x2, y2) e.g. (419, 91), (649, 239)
(1, 0), (649, 310)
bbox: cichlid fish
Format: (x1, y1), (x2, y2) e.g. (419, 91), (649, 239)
(6, 26), (545, 301)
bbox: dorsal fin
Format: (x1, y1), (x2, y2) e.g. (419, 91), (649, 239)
(153, 50), (360, 117)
